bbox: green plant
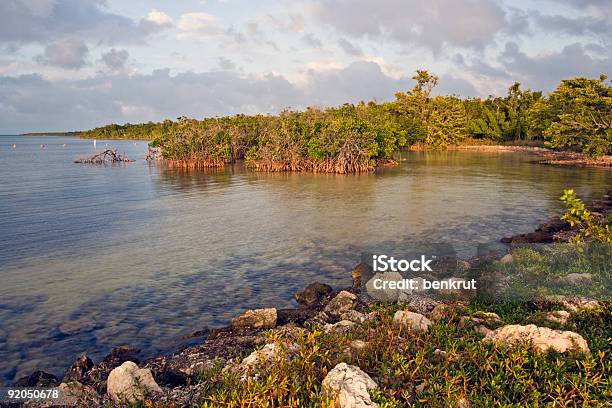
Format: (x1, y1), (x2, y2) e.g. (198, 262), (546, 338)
(560, 189), (612, 243)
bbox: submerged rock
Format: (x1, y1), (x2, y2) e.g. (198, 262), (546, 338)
(483, 324), (589, 354)
(295, 282), (333, 307)
(107, 361), (162, 403)
(393, 311), (432, 333)
(231, 308), (277, 329)
(322, 362), (378, 408)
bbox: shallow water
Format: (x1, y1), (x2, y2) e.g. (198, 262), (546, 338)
(0, 135), (610, 384)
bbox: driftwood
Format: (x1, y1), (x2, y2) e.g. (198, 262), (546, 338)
(74, 149), (134, 164)
(145, 147), (160, 161)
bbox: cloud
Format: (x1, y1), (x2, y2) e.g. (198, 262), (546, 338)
(338, 38), (362, 56)
(0, 0), (170, 46)
(499, 42), (612, 90)
(145, 9), (173, 27)
(532, 12), (611, 39)
(217, 56), (236, 70)
(177, 12), (218, 36)
(36, 39), (88, 69)
(313, 0), (510, 51)
(0, 61), (427, 133)
(101, 48), (129, 70)
(301, 33), (323, 48)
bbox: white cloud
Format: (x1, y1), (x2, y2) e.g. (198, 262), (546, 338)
(177, 12), (219, 38)
(145, 9), (173, 27)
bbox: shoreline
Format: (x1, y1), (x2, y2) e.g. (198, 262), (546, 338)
(449, 145), (612, 168)
(9, 191), (611, 406)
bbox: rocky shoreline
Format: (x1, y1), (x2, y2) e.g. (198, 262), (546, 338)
(5, 192), (611, 407)
(501, 189), (612, 244)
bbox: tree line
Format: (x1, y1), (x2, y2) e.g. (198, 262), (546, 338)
(76, 72), (612, 172)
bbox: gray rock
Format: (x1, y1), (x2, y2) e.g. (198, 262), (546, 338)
(322, 362), (378, 408)
(483, 324), (590, 354)
(397, 294), (441, 314)
(340, 310), (366, 323)
(393, 311), (432, 332)
(107, 361), (162, 403)
(324, 291), (357, 318)
(231, 308), (277, 329)
(324, 320), (355, 333)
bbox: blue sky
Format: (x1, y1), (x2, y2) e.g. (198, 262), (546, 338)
(0, 0), (610, 133)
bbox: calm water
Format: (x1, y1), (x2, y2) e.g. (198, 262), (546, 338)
(1, 135), (611, 384)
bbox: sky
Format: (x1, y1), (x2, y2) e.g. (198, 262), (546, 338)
(0, 0), (610, 133)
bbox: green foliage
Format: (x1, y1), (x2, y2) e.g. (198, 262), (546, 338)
(535, 76), (612, 157)
(393, 71), (467, 149)
(560, 189), (612, 243)
(74, 73), (611, 171)
(189, 301), (610, 407)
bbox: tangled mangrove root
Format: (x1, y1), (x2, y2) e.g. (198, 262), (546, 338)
(74, 149), (134, 164)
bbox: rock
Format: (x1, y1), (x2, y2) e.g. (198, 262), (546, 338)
(322, 362), (378, 408)
(295, 282), (333, 307)
(277, 307), (317, 325)
(429, 302), (467, 321)
(393, 311), (432, 333)
(544, 310), (571, 325)
(78, 345), (140, 394)
(228, 342), (299, 380)
(57, 381), (85, 406)
(365, 272), (405, 302)
(324, 320), (355, 333)
(460, 311), (502, 334)
(560, 273), (593, 285)
(349, 340), (368, 352)
(107, 361), (162, 403)
(324, 291), (357, 318)
(472, 311), (502, 323)
(483, 324), (589, 354)
(397, 294), (441, 314)
(352, 262), (368, 291)
(500, 254), (514, 264)
(340, 310), (366, 323)
(63, 354), (94, 383)
(146, 352), (223, 386)
(457, 260), (471, 272)
(14, 370), (59, 387)
(549, 296), (602, 312)
(231, 308), (277, 329)
(239, 343), (279, 372)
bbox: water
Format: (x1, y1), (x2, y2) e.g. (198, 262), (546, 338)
(0, 135), (610, 384)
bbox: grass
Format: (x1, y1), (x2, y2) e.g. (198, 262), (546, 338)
(179, 299), (610, 407)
